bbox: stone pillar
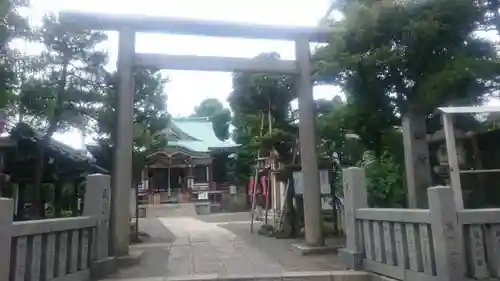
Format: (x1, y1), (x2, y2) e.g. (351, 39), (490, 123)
(442, 114), (464, 209)
(186, 165), (194, 190)
(339, 167), (368, 269)
(294, 36), (323, 246)
(111, 28), (135, 256)
(129, 186), (136, 219)
(428, 186), (464, 281)
(167, 167), (171, 197)
(402, 111), (432, 208)
(0, 198), (13, 280)
(83, 174), (111, 261)
(207, 164), (212, 184)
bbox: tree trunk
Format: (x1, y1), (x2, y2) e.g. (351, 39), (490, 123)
(71, 181), (79, 216)
(32, 56), (69, 218)
(17, 182), (26, 221)
(32, 137), (50, 218)
(402, 108), (432, 208)
(54, 181), (62, 217)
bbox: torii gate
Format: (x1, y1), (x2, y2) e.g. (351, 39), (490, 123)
(59, 12), (334, 256)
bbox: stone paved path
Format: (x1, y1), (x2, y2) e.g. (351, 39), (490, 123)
(103, 209), (345, 280)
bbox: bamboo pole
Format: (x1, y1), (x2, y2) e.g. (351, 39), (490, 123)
(250, 114), (265, 233)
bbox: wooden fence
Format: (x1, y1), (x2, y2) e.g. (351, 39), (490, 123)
(0, 174), (111, 281)
(340, 167), (500, 281)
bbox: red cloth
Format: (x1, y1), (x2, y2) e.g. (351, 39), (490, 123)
(260, 176), (268, 197)
(248, 177), (255, 195)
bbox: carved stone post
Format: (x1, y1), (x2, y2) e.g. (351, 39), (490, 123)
(84, 174), (111, 260)
(428, 186), (464, 280)
(402, 110), (432, 208)
(0, 198), (13, 280)
(338, 167), (368, 269)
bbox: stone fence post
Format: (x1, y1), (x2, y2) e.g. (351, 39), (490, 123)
(83, 174), (111, 261)
(427, 186), (464, 281)
(339, 167), (368, 269)
(0, 198), (13, 280)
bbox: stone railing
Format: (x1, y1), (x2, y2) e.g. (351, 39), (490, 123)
(354, 208), (435, 281)
(459, 209), (500, 279)
(339, 167), (499, 281)
(9, 216), (96, 281)
(0, 174), (112, 281)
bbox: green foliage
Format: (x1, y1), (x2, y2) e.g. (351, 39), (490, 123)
(315, 0), (500, 154)
(364, 150), (406, 208)
(228, 53), (297, 183)
(18, 14), (108, 134)
(192, 98), (231, 141)
(0, 0), (29, 109)
(93, 69), (169, 181)
(477, 0), (500, 31)
(8, 15), (109, 217)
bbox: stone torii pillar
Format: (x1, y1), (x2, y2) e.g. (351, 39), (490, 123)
(295, 35), (324, 247)
(110, 28), (135, 256)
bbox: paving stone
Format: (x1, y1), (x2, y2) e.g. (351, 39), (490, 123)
(218, 273), (282, 281)
(100, 212), (352, 281)
(165, 274), (218, 281)
(282, 271), (331, 281)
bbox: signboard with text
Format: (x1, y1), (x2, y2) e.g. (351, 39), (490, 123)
(292, 170), (331, 195)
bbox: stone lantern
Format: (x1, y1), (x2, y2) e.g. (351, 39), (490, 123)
(428, 128), (468, 185)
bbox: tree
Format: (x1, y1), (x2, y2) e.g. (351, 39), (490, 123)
(192, 98), (231, 141)
(228, 52), (297, 183)
(193, 98), (224, 117)
(315, 96), (365, 233)
(478, 0), (500, 32)
(17, 15), (108, 216)
(92, 68), (169, 182)
(315, 0), (500, 207)
(0, 0), (29, 109)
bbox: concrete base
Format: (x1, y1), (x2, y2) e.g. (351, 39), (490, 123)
(194, 202), (211, 215)
(291, 242), (342, 256)
(90, 251), (144, 280)
(164, 271), (370, 281)
(338, 248), (364, 270)
(90, 257), (117, 280)
(116, 249), (145, 268)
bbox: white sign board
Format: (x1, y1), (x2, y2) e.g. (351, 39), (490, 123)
(229, 185), (237, 195)
(292, 170), (331, 195)
(198, 191), (209, 200)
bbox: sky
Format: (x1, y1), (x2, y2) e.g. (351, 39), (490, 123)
(17, 0), (341, 149)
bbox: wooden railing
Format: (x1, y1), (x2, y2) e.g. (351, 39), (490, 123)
(10, 217), (97, 281)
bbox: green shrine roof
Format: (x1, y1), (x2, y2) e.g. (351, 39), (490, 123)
(166, 117), (237, 153)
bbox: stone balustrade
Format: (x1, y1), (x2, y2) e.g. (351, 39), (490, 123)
(340, 167), (500, 281)
(0, 174), (112, 281)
